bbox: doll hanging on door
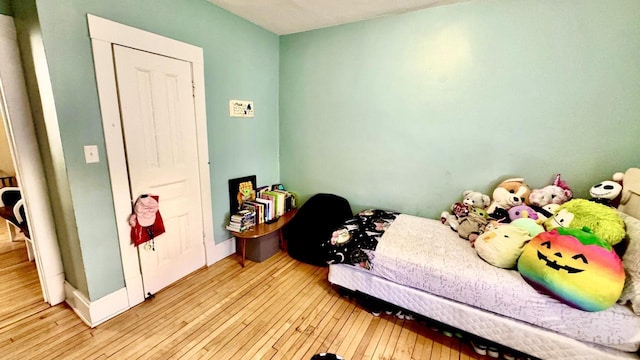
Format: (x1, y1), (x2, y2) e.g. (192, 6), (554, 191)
(128, 194), (165, 249)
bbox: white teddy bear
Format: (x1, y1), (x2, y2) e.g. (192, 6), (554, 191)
(440, 190), (491, 231)
(461, 190), (491, 209)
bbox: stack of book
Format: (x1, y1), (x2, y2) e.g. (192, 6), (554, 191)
(225, 209), (255, 232)
(245, 186), (296, 224)
(226, 183), (297, 232)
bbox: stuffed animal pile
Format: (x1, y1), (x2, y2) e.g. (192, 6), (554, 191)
(440, 177), (540, 241)
(439, 172), (629, 312)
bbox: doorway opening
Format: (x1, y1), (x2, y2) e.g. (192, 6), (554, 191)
(0, 86), (47, 325)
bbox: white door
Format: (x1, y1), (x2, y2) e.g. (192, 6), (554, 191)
(113, 45), (205, 296)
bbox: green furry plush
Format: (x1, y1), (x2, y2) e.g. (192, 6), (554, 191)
(544, 199), (626, 246)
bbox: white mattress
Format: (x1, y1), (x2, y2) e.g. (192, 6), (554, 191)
(330, 214), (640, 355)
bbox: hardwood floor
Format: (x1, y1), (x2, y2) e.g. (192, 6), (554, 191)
(0, 238), (483, 359)
(0, 223), (47, 330)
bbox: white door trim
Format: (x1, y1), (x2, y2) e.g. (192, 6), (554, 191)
(0, 14), (65, 305)
(88, 14), (215, 308)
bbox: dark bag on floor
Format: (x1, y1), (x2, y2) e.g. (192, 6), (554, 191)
(283, 193), (352, 266)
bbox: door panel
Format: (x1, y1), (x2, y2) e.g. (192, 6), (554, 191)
(113, 45), (205, 296)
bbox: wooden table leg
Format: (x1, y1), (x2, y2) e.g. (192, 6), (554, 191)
(278, 229), (286, 252)
(241, 238), (246, 267)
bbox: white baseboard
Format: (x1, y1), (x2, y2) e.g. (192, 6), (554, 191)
(45, 272), (67, 306)
(206, 237), (236, 266)
(64, 282), (129, 328)
(64, 238), (235, 327)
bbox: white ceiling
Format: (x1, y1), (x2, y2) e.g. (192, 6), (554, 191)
(208, 0), (466, 35)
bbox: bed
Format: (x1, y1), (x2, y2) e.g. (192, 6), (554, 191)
(325, 208), (640, 360)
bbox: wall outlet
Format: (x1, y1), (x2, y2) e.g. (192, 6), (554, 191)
(84, 145), (99, 163)
(229, 100), (254, 118)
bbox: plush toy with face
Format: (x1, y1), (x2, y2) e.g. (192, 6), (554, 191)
(474, 224), (532, 269)
(543, 199), (626, 246)
(518, 227), (625, 312)
(508, 205), (538, 222)
(484, 219), (503, 232)
(486, 178), (531, 221)
(529, 174), (573, 207)
(440, 202), (470, 231)
(462, 190), (491, 209)
(590, 180), (622, 207)
(457, 207), (489, 240)
(533, 203), (560, 223)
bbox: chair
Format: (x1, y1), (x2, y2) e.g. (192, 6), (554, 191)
(0, 187), (22, 240)
(283, 193), (353, 266)
(0, 187), (34, 260)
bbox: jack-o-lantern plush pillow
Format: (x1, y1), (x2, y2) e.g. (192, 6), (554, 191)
(517, 227), (625, 312)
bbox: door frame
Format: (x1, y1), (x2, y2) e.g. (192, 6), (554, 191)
(0, 14), (65, 305)
(88, 14), (215, 307)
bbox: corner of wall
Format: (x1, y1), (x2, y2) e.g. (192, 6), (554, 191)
(64, 281), (129, 327)
(206, 236), (236, 266)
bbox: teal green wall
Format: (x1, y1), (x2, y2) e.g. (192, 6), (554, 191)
(20, 0), (279, 300)
(280, 0), (640, 217)
(0, 0), (12, 16)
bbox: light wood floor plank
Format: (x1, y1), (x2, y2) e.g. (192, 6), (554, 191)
(255, 288), (347, 360)
(275, 292), (340, 360)
(350, 315), (383, 360)
(336, 306), (373, 359)
(267, 271), (336, 357)
(170, 260), (319, 359)
(370, 315), (398, 359)
(393, 319), (419, 359)
(0, 246), (480, 360)
(297, 296), (354, 360)
(412, 325), (435, 359)
(248, 270), (330, 360)
(85, 255), (296, 359)
(170, 259), (304, 358)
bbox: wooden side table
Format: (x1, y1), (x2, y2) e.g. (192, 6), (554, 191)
(230, 208), (297, 267)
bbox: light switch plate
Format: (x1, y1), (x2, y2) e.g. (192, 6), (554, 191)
(229, 100), (254, 118)
(84, 145), (99, 163)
